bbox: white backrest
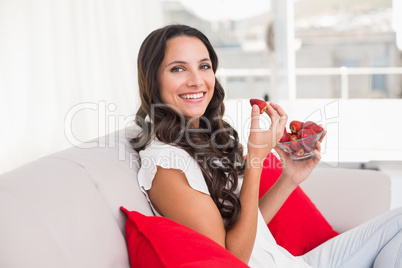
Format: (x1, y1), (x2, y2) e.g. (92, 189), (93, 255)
(301, 167), (391, 233)
(0, 126), (151, 268)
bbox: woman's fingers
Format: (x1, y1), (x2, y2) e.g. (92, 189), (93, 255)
(263, 102), (278, 122)
(313, 149), (321, 162)
(265, 103), (287, 125)
(269, 102), (287, 117)
(274, 145), (287, 159)
(319, 130), (327, 143)
(264, 102), (288, 141)
(250, 104), (261, 130)
(248, 102), (289, 154)
(316, 140), (321, 152)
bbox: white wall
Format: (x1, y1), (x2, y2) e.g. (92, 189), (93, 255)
(0, 0), (163, 174)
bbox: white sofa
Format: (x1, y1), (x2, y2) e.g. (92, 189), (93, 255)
(0, 124), (392, 268)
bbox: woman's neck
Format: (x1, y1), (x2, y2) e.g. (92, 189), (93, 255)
(186, 117), (200, 128)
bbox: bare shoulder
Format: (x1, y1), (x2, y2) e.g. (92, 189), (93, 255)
(148, 166), (226, 247)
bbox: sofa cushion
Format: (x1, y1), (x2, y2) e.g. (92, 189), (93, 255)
(259, 153), (339, 256)
(120, 207), (249, 268)
(47, 126), (153, 233)
(0, 158), (130, 268)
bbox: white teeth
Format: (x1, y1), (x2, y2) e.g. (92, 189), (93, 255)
(180, 92), (204, 99)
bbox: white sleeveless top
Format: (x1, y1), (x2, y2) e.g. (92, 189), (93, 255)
(137, 140), (312, 268)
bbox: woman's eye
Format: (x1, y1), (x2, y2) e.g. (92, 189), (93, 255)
(171, 66), (184, 72)
(200, 64), (211, 70)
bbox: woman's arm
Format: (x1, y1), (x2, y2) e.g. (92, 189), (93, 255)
(148, 103), (288, 264)
(224, 103), (289, 262)
(258, 172), (299, 225)
(148, 152), (261, 262)
(148, 166), (227, 247)
(258, 134), (326, 225)
(148, 164), (260, 264)
(224, 160), (262, 263)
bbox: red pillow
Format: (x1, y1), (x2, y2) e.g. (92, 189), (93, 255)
(120, 207), (249, 268)
(259, 153), (339, 256)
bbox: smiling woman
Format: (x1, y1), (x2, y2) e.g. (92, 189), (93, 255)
(158, 36), (215, 125)
(130, 23), (402, 268)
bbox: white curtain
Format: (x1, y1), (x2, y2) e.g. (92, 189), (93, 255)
(0, 0), (163, 174)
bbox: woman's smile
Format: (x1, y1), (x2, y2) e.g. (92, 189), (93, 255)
(179, 92), (206, 101)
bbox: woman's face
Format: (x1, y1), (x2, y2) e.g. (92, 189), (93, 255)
(158, 35), (215, 126)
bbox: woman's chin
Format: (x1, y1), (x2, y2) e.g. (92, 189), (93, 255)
(183, 109), (206, 119)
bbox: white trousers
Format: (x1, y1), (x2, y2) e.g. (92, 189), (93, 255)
(302, 207), (402, 268)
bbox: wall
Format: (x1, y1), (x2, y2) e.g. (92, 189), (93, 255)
(0, 0), (163, 174)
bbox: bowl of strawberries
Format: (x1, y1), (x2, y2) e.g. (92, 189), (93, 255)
(277, 120), (325, 161)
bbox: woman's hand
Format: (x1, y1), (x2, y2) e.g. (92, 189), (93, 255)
(258, 131), (326, 224)
(275, 130), (327, 186)
(247, 102), (288, 167)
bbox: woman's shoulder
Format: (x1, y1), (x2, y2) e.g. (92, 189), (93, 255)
(140, 139), (191, 159)
(140, 140), (200, 172)
(138, 139), (210, 195)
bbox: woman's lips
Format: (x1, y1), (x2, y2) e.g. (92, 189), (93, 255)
(179, 92), (205, 100)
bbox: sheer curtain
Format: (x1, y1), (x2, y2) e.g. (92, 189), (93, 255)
(0, 0), (163, 174)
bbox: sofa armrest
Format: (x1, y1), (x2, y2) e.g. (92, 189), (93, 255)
(300, 167), (391, 233)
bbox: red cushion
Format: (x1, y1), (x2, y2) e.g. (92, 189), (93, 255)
(120, 207), (249, 268)
(259, 153), (339, 256)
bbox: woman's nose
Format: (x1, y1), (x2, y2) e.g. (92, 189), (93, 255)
(186, 70), (204, 87)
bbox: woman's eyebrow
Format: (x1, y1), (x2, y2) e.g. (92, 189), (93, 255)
(165, 58), (211, 68)
(166, 60), (186, 67)
(200, 58), (211, 62)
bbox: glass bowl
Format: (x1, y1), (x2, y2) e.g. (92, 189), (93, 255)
(277, 129), (324, 161)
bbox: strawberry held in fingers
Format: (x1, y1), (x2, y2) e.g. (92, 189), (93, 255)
(249, 98), (268, 114)
(289, 120), (303, 134)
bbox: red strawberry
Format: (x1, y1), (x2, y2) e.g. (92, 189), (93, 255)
(289, 120), (303, 134)
(297, 128), (316, 140)
(302, 136), (316, 152)
(290, 142), (305, 157)
(289, 134), (298, 141)
(279, 129), (291, 143)
(303, 121), (324, 133)
(303, 141), (316, 153)
(250, 99), (268, 114)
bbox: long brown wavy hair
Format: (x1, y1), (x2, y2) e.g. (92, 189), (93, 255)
(130, 24), (245, 230)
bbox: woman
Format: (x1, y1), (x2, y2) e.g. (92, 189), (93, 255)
(131, 24), (402, 267)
